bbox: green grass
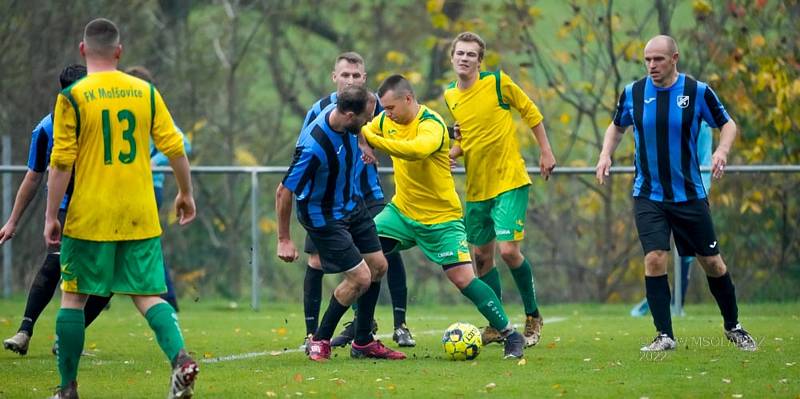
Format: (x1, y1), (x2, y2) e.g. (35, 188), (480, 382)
(1, 298), (798, 398)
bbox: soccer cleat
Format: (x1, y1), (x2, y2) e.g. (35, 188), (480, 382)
(725, 324), (757, 352)
(307, 337), (331, 361)
(168, 350), (199, 398)
(392, 324), (416, 347)
(351, 339), (406, 360)
(481, 326), (504, 345)
(330, 319), (378, 347)
(49, 381), (78, 399)
(640, 333), (677, 352)
(3, 331), (30, 355)
(524, 314), (543, 347)
(503, 331), (525, 359)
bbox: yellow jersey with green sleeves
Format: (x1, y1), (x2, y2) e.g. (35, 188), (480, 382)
(444, 70), (544, 202)
(51, 70), (185, 241)
(362, 105), (462, 224)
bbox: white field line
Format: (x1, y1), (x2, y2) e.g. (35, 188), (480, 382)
(200, 316), (567, 364)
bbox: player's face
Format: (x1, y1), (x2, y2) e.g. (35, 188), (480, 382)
(451, 41), (482, 78)
(380, 91), (413, 124)
(332, 61), (367, 93)
(644, 42), (678, 86)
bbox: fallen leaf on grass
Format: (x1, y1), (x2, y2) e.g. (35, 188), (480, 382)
(517, 359), (527, 366)
(266, 391), (277, 397)
(293, 373), (303, 383)
(485, 383), (496, 391)
(722, 378), (731, 384)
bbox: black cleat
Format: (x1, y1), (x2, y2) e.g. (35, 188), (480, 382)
(503, 331), (525, 359)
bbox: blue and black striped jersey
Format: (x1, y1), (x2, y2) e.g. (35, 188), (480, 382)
(300, 91), (384, 203)
(27, 114), (72, 210)
(613, 74), (729, 202)
(284, 107), (364, 228)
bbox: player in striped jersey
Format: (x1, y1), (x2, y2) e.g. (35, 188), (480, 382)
(596, 35), (756, 352)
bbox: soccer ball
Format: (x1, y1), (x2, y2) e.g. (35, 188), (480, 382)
(442, 322), (482, 361)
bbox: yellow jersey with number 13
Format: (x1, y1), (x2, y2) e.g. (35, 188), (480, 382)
(51, 70), (185, 241)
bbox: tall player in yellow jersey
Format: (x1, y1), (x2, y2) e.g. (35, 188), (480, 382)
(45, 19), (198, 399)
(444, 32), (556, 348)
(363, 75), (526, 359)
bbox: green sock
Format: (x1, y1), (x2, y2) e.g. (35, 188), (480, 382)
(145, 302), (185, 363)
(479, 267), (502, 301)
(56, 308), (85, 389)
(460, 278), (511, 332)
(510, 258), (539, 315)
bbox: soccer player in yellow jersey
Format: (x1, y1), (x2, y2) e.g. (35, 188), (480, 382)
(363, 75), (526, 359)
(44, 18), (198, 399)
(444, 32), (556, 347)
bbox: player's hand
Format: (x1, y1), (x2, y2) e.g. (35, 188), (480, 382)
(452, 122), (462, 140)
(539, 150), (556, 181)
(595, 155), (612, 185)
(0, 221), (17, 244)
(174, 191), (197, 225)
(360, 142), (377, 165)
(448, 145), (463, 171)
(44, 217), (62, 247)
(711, 149), (727, 179)
(277, 239), (299, 262)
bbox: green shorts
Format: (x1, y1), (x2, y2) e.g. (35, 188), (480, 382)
(60, 236), (166, 297)
(465, 185), (530, 245)
(374, 203), (471, 266)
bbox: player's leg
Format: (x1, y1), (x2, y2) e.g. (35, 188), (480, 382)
(161, 263), (180, 311)
(117, 237), (198, 397)
(301, 233), (324, 346)
(633, 198), (676, 352)
(493, 186), (543, 346)
(671, 199), (756, 351)
(4, 211), (67, 355)
(83, 294), (113, 327)
(53, 236), (115, 397)
(677, 256), (694, 308)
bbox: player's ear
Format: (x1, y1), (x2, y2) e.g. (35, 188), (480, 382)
(79, 41), (86, 58)
(114, 44), (123, 60)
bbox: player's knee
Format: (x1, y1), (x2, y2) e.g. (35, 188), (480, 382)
(473, 250), (493, 272)
(308, 254), (322, 269)
(697, 255), (727, 277)
(644, 250), (669, 275)
(499, 247), (522, 267)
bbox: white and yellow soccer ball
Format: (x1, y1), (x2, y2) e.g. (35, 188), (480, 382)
(442, 322), (482, 361)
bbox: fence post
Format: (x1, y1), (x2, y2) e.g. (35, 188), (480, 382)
(251, 169), (260, 311)
(2, 135), (11, 298)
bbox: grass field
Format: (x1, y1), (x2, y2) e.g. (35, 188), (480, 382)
(1, 298), (798, 398)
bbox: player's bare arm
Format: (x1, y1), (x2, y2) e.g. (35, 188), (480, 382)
(169, 155), (196, 225)
(595, 123), (627, 185)
(712, 119), (737, 180)
(275, 183), (299, 262)
(0, 171), (43, 244)
(531, 122), (556, 180)
(43, 167), (71, 246)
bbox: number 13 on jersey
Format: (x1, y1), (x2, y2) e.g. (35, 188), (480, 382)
(102, 108), (137, 165)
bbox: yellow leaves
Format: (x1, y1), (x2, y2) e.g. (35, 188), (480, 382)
(554, 51), (571, 65)
(739, 191), (764, 214)
(751, 34), (766, 48)
(405, 71), (422, 85)
(483, 51), (501, 69)
(528, 6), (542, 19)
(235, 147), (258, 166)
(177, 269), (206, 283)
(559, 113), (571, 125)
(385, 51), (406, 65)
(426, 0), (443, 13)
(259, 217), (276, 234)
(692, 0), (713, 16)
(621, 39), (644, 62)
(430, 12), (449, 29)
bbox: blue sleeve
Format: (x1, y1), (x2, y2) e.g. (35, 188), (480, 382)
(699, 85), (730, 129)
(282, 146), (319, 196)
(612, 87), (633, 127)
(697, 121), (713, 190)
(27, 122), (51, 172)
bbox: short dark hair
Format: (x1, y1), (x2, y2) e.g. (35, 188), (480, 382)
(377, 74), (415, 99)
(334, 51), (365, 70)
(450, 31), (485, 61)
(336, 85), (369, 114)
(83, 18), (120, 56)
(125, 65), (154, 83)
(59, 64), (87, 89)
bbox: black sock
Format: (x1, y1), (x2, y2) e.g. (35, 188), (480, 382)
(314, 295), (350, 341)
(303, 266), (324, 335)
(19, 254), (61, 336)
(83, 294), (113, 328)
(354, 282), (381, 345)
(385, 252), (407, 328)
(645, 275), (673, 339)
(707, 272), (739, 331)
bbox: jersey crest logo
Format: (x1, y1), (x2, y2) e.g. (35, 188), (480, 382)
(676, 95), (690, 109)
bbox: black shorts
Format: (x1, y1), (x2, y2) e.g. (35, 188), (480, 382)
(633, 197), (720, 257)
(304, 199), (385, 254)
(302, 203), (383, 274)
